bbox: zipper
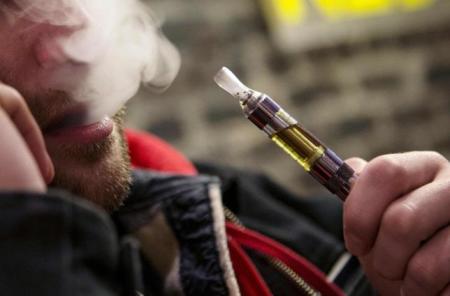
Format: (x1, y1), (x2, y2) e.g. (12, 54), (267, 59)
(224, 208), (321, 296)
(269, 257), (321, 296)
(224, 207), (243, 226)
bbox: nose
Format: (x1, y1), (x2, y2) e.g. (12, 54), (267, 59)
(33, 25), (76, 68)
(34, 37), (67, 68)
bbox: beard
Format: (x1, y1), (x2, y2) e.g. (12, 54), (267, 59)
(0, 66), (132, 212)
(48, 108), (132, 212)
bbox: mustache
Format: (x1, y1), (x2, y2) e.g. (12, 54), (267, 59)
(1, 0), (181, 124)
(26, 89), (79, 130)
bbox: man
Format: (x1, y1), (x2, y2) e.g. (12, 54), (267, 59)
(0, 3), (449, 296)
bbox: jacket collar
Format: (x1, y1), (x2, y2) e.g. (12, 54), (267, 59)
(113, 169), (240, 296)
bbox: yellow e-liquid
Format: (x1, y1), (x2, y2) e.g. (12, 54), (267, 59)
(215, 67), (356, 201)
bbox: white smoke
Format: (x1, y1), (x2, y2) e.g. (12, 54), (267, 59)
(0, 0), (181, 122)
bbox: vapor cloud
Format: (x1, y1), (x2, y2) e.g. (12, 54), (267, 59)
(0, 0), (180, 122)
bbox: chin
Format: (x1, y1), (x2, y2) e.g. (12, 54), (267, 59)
(48, 112), (132, 212)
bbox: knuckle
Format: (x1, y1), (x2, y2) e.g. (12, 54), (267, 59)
(382, 202), (417, 240)
(438, 180), (450, 196)
(0, 84), (25, 111)
(406, 253), (437, 290)
(366, 155), (407, 187)
(0, 84), (22, 101)
(426, 151), (448, 166)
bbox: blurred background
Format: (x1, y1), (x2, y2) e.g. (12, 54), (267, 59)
(126, 0), (450, 197)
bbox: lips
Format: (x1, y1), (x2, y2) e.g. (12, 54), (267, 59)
(43, 108), (114, 145)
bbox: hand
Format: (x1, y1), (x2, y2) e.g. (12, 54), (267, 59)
(0, 82), (54, 192)
(344, 152), (450, 296)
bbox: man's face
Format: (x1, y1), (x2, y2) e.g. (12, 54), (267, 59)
(0, 16), (132, 211)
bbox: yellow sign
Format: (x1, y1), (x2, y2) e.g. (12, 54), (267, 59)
(278, 0), (306, 23)
(316, 0), (393, 18)
(401, 0), (434, 11)
(316, 0), (434, 19)
(263, 0), (435, 25)
(260, 0), (306, 25)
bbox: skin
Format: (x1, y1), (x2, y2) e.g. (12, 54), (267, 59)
(346, 155), (450, 295)
(0, 8), (448, 296)
(0, 83), (53, 193)
(0, 13), (131, 211)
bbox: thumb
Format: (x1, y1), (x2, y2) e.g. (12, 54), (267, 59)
(345, 157), (367, 174)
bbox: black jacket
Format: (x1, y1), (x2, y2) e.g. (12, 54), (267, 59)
(0, 164), (376, 295)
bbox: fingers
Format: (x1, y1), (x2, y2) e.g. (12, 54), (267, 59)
(372, 179), (450, 280)
(402, 226), (450, 296)
(0, 109), (45, 192)
(344, 152), (447, 256)
(346, 157), (368, 173)
(0, 84), (54, 183)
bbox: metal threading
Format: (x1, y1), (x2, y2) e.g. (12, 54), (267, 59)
(269, 257), (321, 296)
(224, 207), (243, 227)
(223, 207), (321, 296)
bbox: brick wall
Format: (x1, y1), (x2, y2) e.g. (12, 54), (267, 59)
(126, 0), (450, 196)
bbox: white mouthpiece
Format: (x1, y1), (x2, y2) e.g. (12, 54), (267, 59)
(214, 67), (250, 99)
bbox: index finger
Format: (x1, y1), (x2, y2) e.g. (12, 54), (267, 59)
(343, 152), (447, 256)
(0, 84), (54, 183)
